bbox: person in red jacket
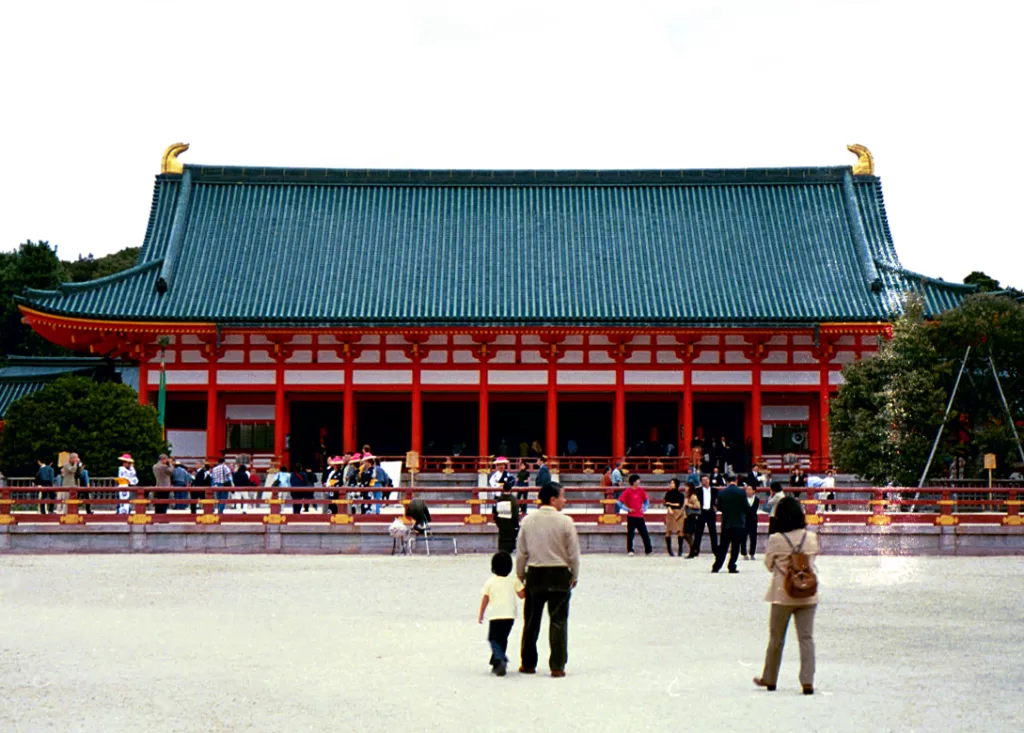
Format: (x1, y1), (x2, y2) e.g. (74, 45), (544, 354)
(617, 473), (652, 556)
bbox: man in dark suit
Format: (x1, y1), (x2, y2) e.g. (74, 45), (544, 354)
(686, 474), (718, 558)
(712, 476), (747, 573)
(741, 484), (761, 560)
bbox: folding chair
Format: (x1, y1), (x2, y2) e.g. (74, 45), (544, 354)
(407, 521), (457, 556)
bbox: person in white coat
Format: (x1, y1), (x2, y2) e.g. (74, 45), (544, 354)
(116, 454), (138, 514)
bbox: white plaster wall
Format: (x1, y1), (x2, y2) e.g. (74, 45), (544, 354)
(284, 370), (345, 385)
(218, 370), (275, 385)
(353, 350), (381, 364)
(149, 370), (209, 386)
(761, 371), (820, 386)
(623, 370), (683, 386)
(488, 371), (548, 386)
(421, 370), (480, 386)
(353, 370), (413, 385)
(557, 371), (616, 386)
(691, 370), (752, 386)
(724, 351), (751, 364)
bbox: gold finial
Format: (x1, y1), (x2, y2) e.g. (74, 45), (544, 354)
(161, 142), (190, 174)
(846, 144), (874, 175)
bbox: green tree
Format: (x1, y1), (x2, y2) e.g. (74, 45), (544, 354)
(831, 293), (1024, 483)
(933, 293), (1024, 475)
(963, 270), (1024, 298)
(64, 247), (140, 283)
(0, 375), (166, 483)
(963, 271), (1001, 293)
(830, 296), (948, 485)
(0, 241), (70, 360)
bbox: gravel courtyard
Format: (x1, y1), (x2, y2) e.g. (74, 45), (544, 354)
(1, 553), (1021, 733)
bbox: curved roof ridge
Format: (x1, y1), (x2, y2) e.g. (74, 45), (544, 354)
(874, 258), (978, 292)
(180, 164), (859, 187)
(22, 259), (162, 300)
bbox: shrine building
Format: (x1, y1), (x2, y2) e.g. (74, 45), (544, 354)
(16, 144), (972, 472)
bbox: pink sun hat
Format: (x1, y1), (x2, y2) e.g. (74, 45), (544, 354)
(118, 453), (134, 463)
(328, 455), (345, 465)
(493, 456), (509, 464)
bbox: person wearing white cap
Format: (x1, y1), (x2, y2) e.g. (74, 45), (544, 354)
(116, 454), (137, 514)
(489, 456), (512, 501)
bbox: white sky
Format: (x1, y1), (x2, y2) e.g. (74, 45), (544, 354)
(3, 0), (1022, 288)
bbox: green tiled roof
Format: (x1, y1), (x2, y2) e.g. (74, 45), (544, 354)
(0, 357), (105, 419)
(18, 165), (974, 327)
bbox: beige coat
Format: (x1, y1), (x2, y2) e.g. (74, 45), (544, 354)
(763, 529), (819, 606)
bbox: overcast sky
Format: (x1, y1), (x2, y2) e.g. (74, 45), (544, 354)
(3, 0), (1021, 288)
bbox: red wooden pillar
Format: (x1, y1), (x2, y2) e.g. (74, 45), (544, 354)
(817, 335), (834, 472)
(411, 367), (423, 454)
(807, 395), (820, 469)
(205, 377), (218, 459)
(479, 382), (489, 458)
(613, 366), (626, 460)
(751, 373), (763, 467)
(683, 372), (693, 470)
(546, 376), (557, 461)
(138, 360), (148, 406)
(343, 364), (355, 453)
(819, 386), (831, 470)
(273, 368), (286, 463)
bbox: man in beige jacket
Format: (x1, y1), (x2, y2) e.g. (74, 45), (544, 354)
(58, 452), (82, 515)
(516, 482), (580, 678)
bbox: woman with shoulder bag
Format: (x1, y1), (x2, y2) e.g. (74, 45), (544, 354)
(753, 496), (818, 695)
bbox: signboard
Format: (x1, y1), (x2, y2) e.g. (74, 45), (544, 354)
(984, 453), (997, 470)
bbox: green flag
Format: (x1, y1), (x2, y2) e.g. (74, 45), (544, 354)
(157, 363), (167, 431)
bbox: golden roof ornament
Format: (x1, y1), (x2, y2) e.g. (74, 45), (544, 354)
(161, 142), (190, 174)
(846, 144), (874, 175)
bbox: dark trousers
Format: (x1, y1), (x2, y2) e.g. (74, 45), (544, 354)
(626, 516), (652, 554)
(39, 489), (55, 514)
(189, 489), (205, 514)
(690, 509), (718, 556)
(153, 490), (170, 514)
(713, 526), (745, 571)
(292, 490), (313, 513)
(488, 618), (515, 665)
(498, 529), (518, 554)
(517, 490), (529, 514)
(520, 566), (572, 673)
(744, 523), (758, 557)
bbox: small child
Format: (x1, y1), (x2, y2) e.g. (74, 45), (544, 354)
(478, 551), (524, 676)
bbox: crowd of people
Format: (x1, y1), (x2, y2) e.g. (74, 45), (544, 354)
(18, 444), (404, 516)
(608, 471), (818, 566)
(477, 478), (818, 692)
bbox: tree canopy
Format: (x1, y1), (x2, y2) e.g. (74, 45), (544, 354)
(830, 292), (1024, 484)
(64, 248), (141, 283)
(0, 242), (140, 362)
(0, 375), (166, 483)
(0, 242), (69, 359)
